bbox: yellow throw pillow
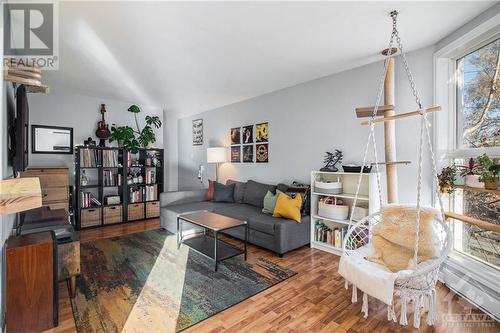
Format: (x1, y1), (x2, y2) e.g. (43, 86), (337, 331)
(273, 192), (302, 223)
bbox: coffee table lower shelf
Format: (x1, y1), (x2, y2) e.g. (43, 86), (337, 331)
(182, 234), (245, 268)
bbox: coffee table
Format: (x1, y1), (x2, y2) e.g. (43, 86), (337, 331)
(177, 210), (248, 271)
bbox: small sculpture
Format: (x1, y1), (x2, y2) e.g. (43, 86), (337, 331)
(320, 149), (343, 172)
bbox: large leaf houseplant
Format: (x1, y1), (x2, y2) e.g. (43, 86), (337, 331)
(109, 105), (162, 153)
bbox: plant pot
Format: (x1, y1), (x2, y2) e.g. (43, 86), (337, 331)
(453, 175), (466, 186)
(465, 175), (484, 188)
(440, 185), (453, 194)
(484, 177), (499, 190)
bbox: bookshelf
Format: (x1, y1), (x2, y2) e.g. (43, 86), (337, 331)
(310, 171), (379, 256)
(75, 147), (164, 229)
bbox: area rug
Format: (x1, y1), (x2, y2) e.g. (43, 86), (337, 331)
(71, 229), (296, 332)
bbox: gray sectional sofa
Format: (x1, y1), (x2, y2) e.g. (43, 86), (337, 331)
(160, 180), (310, 256)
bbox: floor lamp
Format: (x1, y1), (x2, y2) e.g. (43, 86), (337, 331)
(207, 147), (228, 182)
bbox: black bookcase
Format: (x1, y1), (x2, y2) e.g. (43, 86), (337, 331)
(74, 147), (164, 229)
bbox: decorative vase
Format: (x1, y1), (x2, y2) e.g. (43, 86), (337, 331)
(484, 177), (499, 190)
(465, 175), (484, 188)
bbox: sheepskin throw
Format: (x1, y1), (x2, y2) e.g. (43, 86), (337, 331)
(367, 205), (437, 272)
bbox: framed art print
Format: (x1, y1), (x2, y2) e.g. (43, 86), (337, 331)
(192, 119), (203, 145)
(256, 143), (269, 163)
(255, 122), (269, 143)
(242, 145), (254, 163)
(242, 125), (253, 144)
(231, 146), (241, 162)
(231, 127), (241, 145)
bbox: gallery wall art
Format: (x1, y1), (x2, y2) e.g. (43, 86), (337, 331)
(230, 122), (268, 163)
(231, 127), (241, 145)
(231, 146), (241, 163)
(192, 119), (203, 145)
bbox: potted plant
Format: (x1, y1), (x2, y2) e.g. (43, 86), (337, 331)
(458, 158), (483, 188)
(109, 105), (162, 153)
(477, 154), (500, 190)
(438, 165), (457, 194)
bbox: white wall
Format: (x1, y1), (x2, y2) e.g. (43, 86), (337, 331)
(177, 46), (436, 205)
(28, 88), (164, 184)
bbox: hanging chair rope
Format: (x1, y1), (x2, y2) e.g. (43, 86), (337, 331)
(346, 11), (446, 269)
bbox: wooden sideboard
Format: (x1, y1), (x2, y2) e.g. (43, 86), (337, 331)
(6, 232), (57, 332)
(21, 167), (69, 212)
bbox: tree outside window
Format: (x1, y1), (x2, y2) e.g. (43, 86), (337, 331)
(457, 38), (499, 148)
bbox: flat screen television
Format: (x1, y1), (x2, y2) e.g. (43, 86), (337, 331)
(7, 84), (29, 175)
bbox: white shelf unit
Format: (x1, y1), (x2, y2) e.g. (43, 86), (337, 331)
(310, 171), (380, 256)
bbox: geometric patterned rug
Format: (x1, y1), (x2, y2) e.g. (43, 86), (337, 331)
(70, 229), (296, 332)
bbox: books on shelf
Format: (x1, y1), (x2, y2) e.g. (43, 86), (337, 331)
(80, 148), (100, 167)
(103, 170), (122, 186)
(102, 150), (120, 167)
(80, 191), (101, 208)
(129, 187), (143, 203)
(145, 169), (156, 184)
(145, 184), (157, 201)
(314, 221), (348, 248)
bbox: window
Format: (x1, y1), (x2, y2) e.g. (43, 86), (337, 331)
(445, 38), (500, 271)
(456, 38), (500, 149)
(434, 15), (500, 318)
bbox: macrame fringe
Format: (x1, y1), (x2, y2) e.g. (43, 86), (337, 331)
(400, 295), (408, 326)
(351, 285), (358, 303)
(387, 304), (397, 322)
(362, 292), (369, 318)
(413, 296), (422, 328)
(427, 289), (437, 326)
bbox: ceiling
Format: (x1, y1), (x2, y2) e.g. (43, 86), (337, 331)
(45, 1), (495, 117)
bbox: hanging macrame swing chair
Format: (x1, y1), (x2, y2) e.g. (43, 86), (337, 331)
(338, 11), (452, 329)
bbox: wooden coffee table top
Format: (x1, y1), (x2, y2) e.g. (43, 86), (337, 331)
(178, 211), (246, 231)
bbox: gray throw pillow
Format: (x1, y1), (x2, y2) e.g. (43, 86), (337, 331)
(243, 180), (277, 208)
(226, 179), (246, 203)
(213, 182), (235, 203)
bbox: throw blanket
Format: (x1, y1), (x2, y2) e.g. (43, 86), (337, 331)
(339, 244), (398, 305)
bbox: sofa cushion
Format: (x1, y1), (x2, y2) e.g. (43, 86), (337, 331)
(213, 204), (275, 235)
(204, 179), (215, 201)
(162, 201), (235, 227)
(226, 179), (246, 203)
(262, 190), (281, 214)
(213, 182), (235, 203)
(243, 180), (276, 208)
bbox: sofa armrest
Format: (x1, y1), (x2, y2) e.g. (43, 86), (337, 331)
(160, 190), (206, 207)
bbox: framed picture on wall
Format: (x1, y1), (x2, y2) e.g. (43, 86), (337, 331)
(255, 122), (269, 143)
(231, 127), (241, 145)
(256, 143), (269, 163)
(242, 144), (254, 163)
(192, 119), (203, 145)
(242, 125), (253, 144)
(231, 146), (241, 163)
(32, 125), (73, 154)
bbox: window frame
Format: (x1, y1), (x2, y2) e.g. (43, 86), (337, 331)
(434, 12), (500, 320)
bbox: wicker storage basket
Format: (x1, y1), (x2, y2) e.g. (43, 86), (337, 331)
(318, 197), (349, 220)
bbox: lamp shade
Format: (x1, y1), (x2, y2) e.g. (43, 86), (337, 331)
(207, 147), (228, 163)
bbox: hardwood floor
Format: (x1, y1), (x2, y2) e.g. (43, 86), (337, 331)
(45, 219), (498, 333)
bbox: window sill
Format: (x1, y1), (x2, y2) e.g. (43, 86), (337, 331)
(441, 252), (500, 321)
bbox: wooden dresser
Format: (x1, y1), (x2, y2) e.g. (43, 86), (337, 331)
(6, 232), (57, 332)
(21, 167), (69, 211)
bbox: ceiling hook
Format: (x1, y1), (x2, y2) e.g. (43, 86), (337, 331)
(390, 10), (399, 18)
